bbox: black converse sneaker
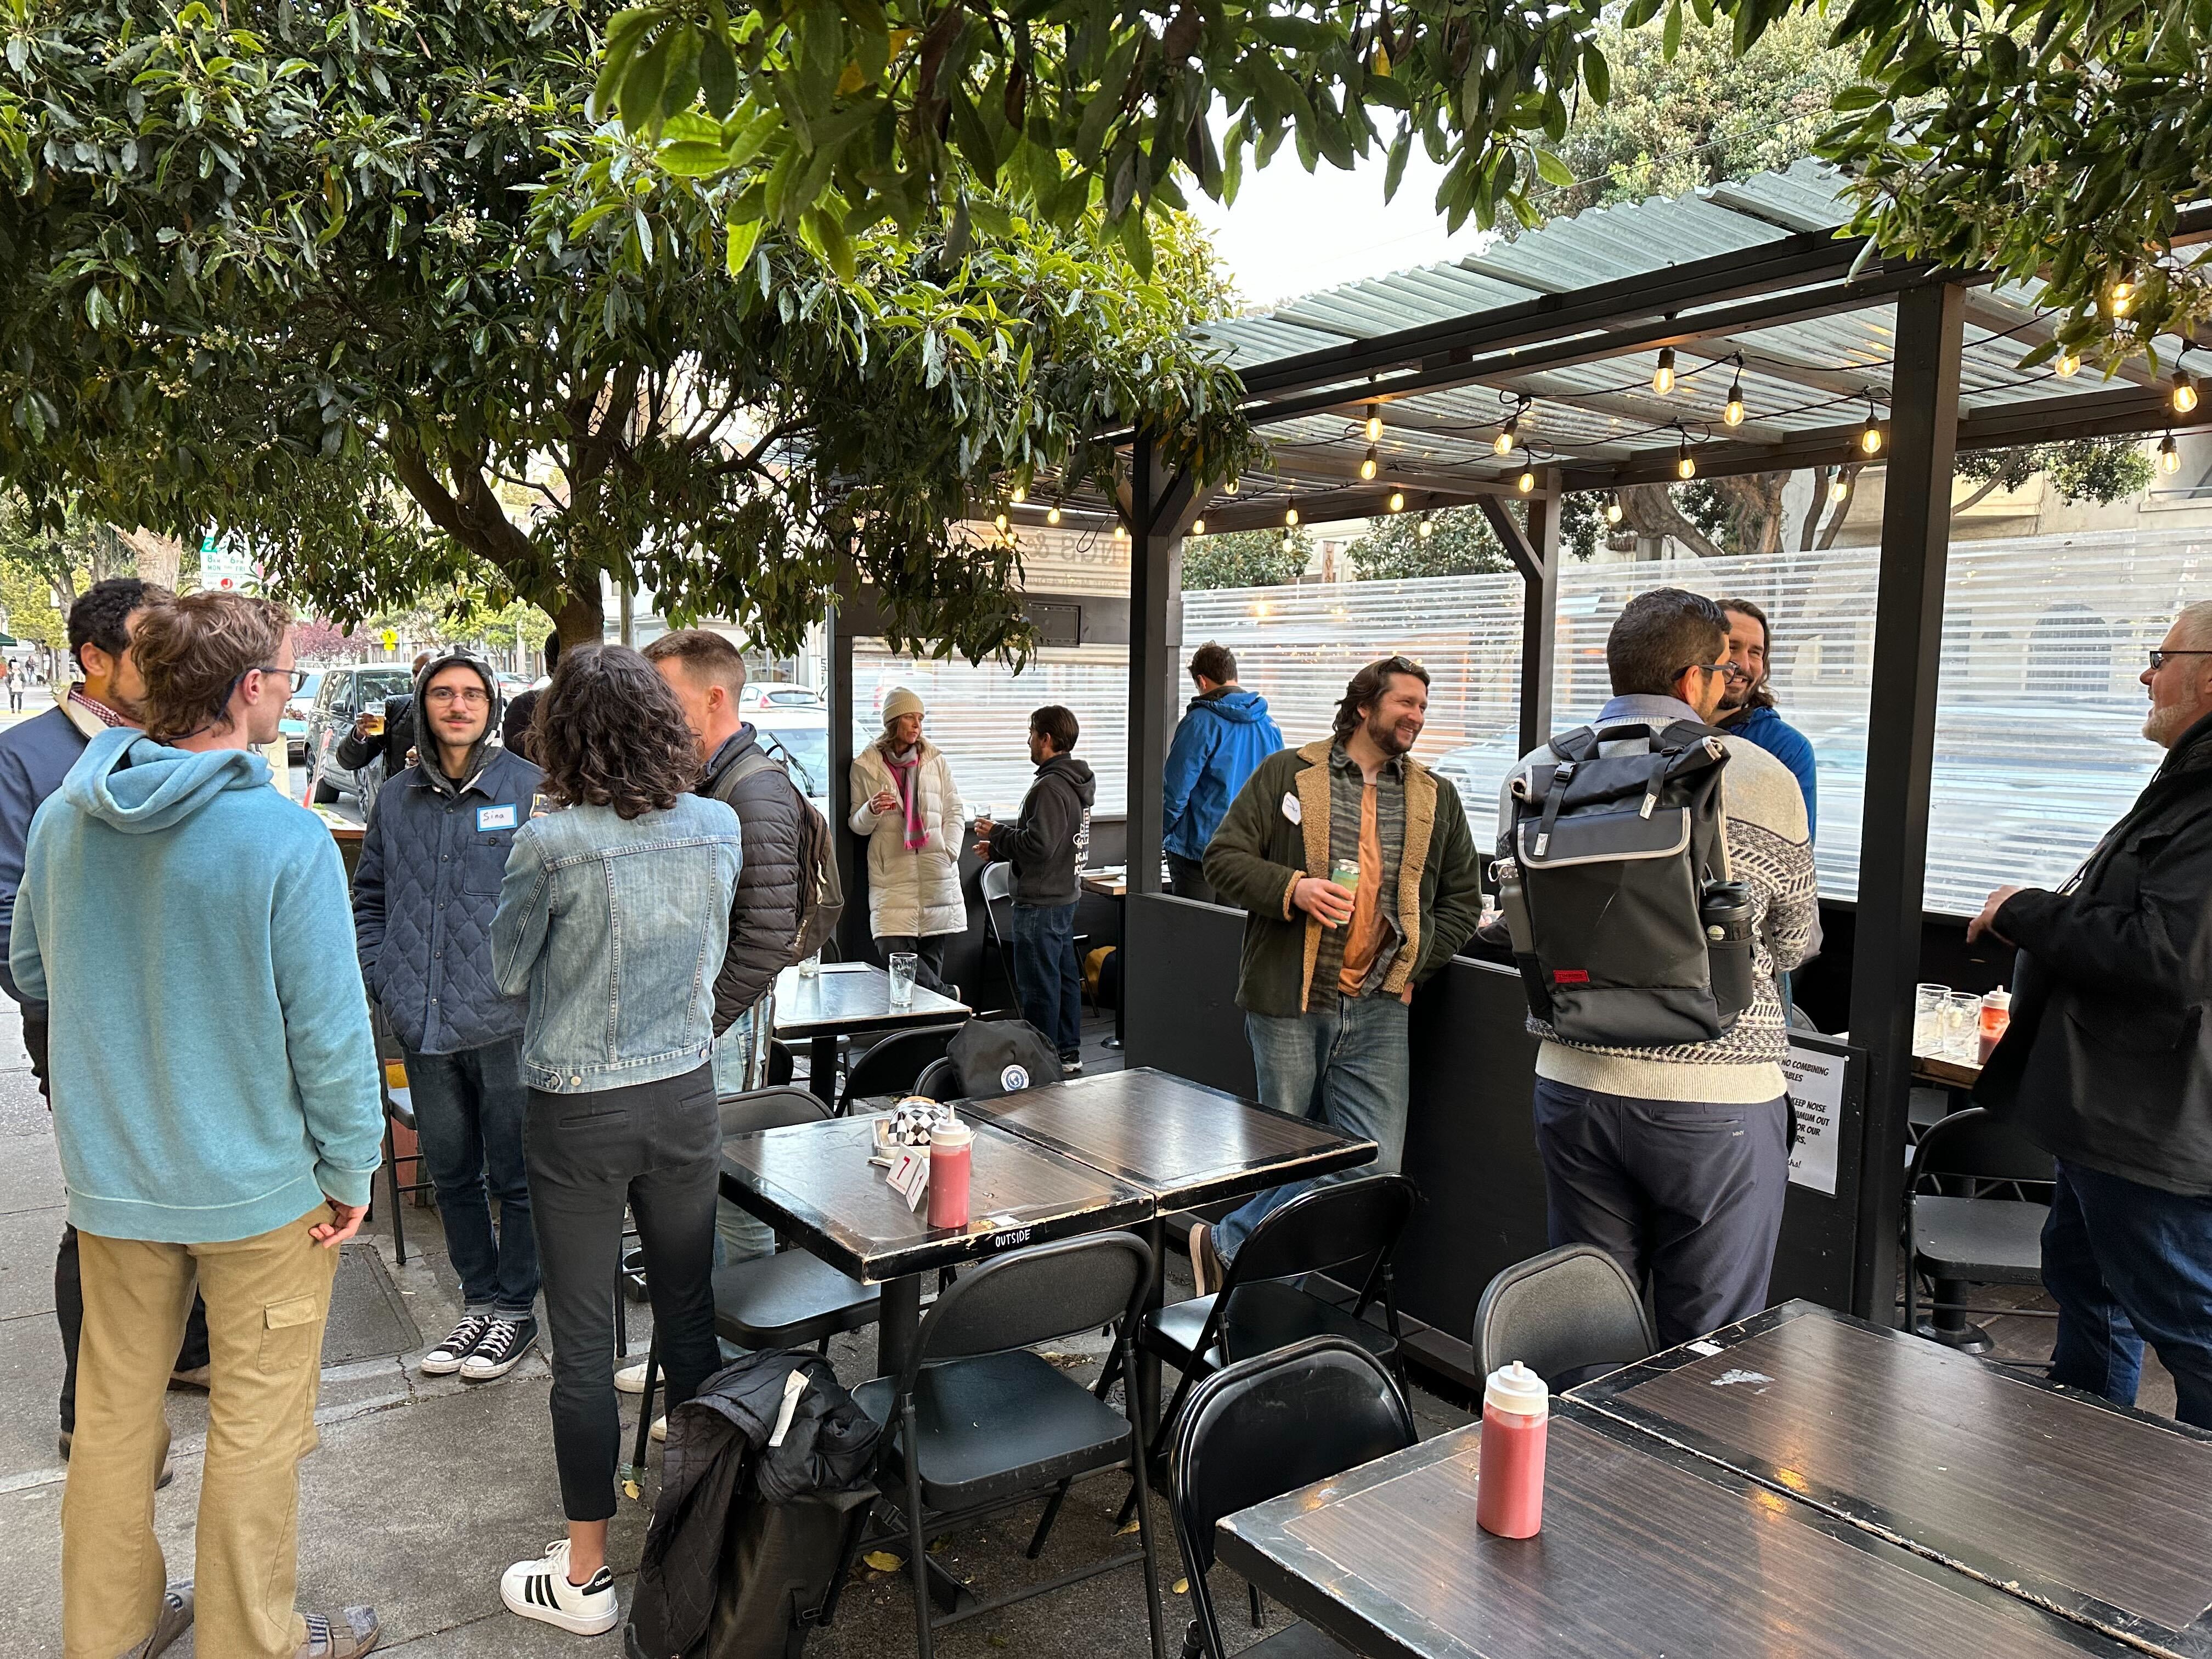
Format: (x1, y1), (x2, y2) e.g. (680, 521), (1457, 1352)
(459, 1315), (539, 1381)
(420, 1313), (494, 1376)
(501, 1539), (620, 1635)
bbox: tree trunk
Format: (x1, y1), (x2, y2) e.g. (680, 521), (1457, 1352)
(115, 526), (184, 590)
(1948, 448), (2023, 520)
(553, 587), (602, 648)
(1619, 484), (1725, 560)
(1816, 465), (1862, 550)
(1713, 471), (1788, 557)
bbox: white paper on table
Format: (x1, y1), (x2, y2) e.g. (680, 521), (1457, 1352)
(887, 1146), (931, 1210)
(1782, 1040), (1845, 1197)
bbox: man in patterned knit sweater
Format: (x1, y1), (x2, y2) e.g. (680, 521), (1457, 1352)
(1498, 588), (1819, 1345)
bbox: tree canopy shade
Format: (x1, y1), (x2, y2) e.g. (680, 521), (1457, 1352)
(1181, 524), (1311, 590)
(594, 0), (2209, 360)
(1353, 508), (1510, 580)
(0, 0), (1255, 655)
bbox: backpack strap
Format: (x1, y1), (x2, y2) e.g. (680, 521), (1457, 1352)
(710, 748), (786, 802)
(1544, 725), (1600, 764)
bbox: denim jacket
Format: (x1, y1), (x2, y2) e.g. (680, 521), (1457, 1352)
(492, 794), (743, 1094)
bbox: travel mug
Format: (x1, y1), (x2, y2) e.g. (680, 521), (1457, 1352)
(1475, 1361), (1549, 1539)
(1700, 879), (1756, 1023)
(927, 1118), (973, 1229)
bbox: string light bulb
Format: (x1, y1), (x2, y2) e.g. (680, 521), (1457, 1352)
(2160, 432), (2182, 475)
(2174, 366), (2199, 415)
(1494, 407), (1521, 456)
(2055, 350), (2081, 378)
(1604, 491), (1624, 526)
(1284, 501), (1300, 527)
(1828, 474), (1850, 504)
(1189, 516), (1206, 535)
(1859, 399), (1884, 456)
(1111, 521), (1126, 541)
(1417, 512), (1435, 540)
(1046, 503), (1062, 526)
(1387, 490), (1406, 513)
(2109, 277), (2135, 317)
(1222, 477), (1238, 494)
(1517, 469), (1536, 494)
(1010, 484), (1025, 504)
(1360, 447), (1379, 481)
(1652, 347), (1677, 396)
(1364, 403), (1383, 443)
(994, 510), (1009, 531)
(1675, 436), (1696, 480)
(1723, 365), (1746, 427)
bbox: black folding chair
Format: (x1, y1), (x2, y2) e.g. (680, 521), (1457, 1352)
(1905, 1105), (2054, 1351)
(1135, 1174), (1417, 1475)
(1170, 1338), (1415, 1659)
(837, 1023), (963, 1114)
(912, 1055), (962, 1099)
(850, 1231), (1167, 1659)
(1474, 1244), (1656, 1392)
(376, 1084), (434, 1266)
(624, 1087), (883, 1491)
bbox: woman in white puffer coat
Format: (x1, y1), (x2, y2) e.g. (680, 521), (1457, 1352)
(848, 687), (966, 992)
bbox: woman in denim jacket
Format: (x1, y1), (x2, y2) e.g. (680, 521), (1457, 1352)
(489, 646), (743, 1637)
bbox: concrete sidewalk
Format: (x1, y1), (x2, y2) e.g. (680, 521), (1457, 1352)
(0, 998), (1468, 1657)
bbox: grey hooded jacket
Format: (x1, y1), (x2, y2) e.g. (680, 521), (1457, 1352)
(353, 654), (545, 1055)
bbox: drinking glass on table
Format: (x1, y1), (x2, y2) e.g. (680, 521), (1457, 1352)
(797, 950), (821, 980)
(1943, 991), (1983, 1062)
(888, 951), (918, 1008)
(1914, 983), (1950, 1056)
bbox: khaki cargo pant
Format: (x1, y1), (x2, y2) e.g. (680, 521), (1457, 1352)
(63, 1209), (337, 1659)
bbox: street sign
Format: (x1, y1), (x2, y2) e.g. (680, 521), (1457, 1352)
(381, 629), (398, 651)
(199, 537), (256, 592)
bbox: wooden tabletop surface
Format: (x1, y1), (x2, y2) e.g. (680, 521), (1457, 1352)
(1216, 1403), (2135, 1659)
(1912, 1052), (1983, 1088)
(967, 1067), (1376, 1211)
(771, 962), (969, 1038)
(719, 1110), (1152, 1283)
(1575, 1302), (2212, 1657)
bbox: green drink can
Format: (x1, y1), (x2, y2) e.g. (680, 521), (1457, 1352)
(1330, 856), (1361, 891)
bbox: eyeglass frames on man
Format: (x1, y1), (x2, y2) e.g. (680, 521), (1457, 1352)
(2147, 649), (2212, 672)
(250, 667), (312, 692)
(424, 686), (492, 707)
(1680, 661), (1749, 684)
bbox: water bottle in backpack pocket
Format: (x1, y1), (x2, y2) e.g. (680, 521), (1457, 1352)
(1502, 719), (1753, 1047)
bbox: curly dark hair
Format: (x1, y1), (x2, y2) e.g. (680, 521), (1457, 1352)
(531, 644), (700, 818)
(1333, 655), (1431, 739)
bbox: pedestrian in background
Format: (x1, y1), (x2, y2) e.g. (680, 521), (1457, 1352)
(354, 652), (545, 1384)
(0, 579), (210, 1491)
(18, 591), (384, 1659)
(503, 629), (560, 760)
(491, 645), (741, 1638)
(1973, 599), (2212, 1430)
(977, 705), (1096, 1071)
(849, 687), (964, 993)
(1163, 641), (1281, 903)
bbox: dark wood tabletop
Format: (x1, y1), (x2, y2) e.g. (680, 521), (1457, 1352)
(719, 1111), (1153, 1284)
(966, 1066), (1377, 1210)
(770, 963), (969, 1038)
(1573, 1301), (2212, 1658)
(1215, 1402), (2137, 1659)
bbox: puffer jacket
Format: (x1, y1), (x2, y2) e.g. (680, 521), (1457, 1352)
(849, 737), (964, 938)
(354, 655), (544, 1055)
(702, 725), (808, 1028)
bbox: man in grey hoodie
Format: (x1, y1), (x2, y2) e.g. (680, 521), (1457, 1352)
(977, 706), (1096, 1069)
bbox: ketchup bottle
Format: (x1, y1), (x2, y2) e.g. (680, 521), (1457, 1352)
(1475, 1361), (1549, 1538)
(927, 1118), (973, 1229)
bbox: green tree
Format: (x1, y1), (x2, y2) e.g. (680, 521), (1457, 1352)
(584, 0), (2209, 357)
(1353, 509), (1511, 580)
(1955, 441), (2157, 515)
(1182, 526), (1312, 590)
(0, 2), (1255, 657)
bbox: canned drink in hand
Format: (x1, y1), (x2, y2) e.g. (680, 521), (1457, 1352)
(1329, 857), (1361, 892)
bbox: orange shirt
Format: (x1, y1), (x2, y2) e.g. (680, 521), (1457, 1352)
(1338, 781), (1389, 995)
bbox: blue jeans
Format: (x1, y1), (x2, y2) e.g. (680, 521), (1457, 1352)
(404, 1037), (539, 1318)
(1013, 901), (1083, 1058)
(2043, 1159), (2212, 1431)
(1217, 996), (1411, 1260)
(710, 1001), (775, 1265)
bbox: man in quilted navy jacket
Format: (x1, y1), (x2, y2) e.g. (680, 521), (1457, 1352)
(354, 652), (546, 1381)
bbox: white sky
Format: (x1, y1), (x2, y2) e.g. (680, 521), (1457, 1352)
(1189, 144), (1495, 311)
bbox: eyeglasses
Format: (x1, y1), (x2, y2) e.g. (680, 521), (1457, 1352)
(2148, 650), (2212, 671)
(253, 666), (311, 691)
(425, 686), (491, 707)
(1681, 661), (1750, 684)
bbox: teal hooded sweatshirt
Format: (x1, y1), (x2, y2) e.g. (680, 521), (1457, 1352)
(12, 727), (382, 1243)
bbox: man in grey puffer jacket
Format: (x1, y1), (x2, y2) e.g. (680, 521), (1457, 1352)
(354, 652), (545, 1381)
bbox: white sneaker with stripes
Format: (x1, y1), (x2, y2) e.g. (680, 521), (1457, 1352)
(500, 1539), (619, 1636)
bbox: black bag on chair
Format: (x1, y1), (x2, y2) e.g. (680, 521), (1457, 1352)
(947, 1017), (1062, 1098)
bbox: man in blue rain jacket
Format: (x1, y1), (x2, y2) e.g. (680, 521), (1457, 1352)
(1161, 641), (1282, 902)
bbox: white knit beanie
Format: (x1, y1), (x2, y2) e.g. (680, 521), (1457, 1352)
(881, 687), (924, 726)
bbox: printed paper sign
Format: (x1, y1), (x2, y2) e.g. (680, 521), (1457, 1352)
(1782, 1041), (1844, 1197)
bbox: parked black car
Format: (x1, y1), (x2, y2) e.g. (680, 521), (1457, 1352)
(307, 663), (416, 805)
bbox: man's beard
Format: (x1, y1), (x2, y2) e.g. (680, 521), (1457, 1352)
(2145, 701), (2192, 749)
(1718, 680), (1756, 714)
(1365, 709), (1418, 757)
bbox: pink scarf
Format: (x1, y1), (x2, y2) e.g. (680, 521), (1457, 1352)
(883, 745), (928, 851)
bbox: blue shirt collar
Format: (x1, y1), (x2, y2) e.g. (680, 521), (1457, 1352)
(1597, 693), (1705, 726)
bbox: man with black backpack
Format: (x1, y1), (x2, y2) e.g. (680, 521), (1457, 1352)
(1491, 588), (1818, 1345)
(649, 630), (841, 1266)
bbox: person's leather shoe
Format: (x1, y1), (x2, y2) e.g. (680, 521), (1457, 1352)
(1189, 1222), (1227, 1299)
(59, 1429), (174, 1490)
(295, 1606), (380, 1657)
(121, 1580), (193, 1658)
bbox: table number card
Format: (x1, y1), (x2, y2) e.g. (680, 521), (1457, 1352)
(886, 1146), (930, 1211)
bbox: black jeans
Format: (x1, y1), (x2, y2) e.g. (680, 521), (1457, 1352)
(404, 1037), (538, 1318)
(1166, 854), (1217, 905)
(30, 1008), (209, 1431)
(524, 1062), (720, 1522)
(874, 934), (950, 994)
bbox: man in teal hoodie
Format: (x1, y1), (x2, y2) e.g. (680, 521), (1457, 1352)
(14, 592), (385, 1659)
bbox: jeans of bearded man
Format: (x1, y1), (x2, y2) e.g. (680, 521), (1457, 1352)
(403, 1036), (538, 1318)
(1216, 995), (1410, 1260)
(2042, 1158), (2212, 1431)
(1012, 900), (1084, 1058)
(710, 995), (776, 1266)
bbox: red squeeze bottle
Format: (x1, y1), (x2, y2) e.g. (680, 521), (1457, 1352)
(927, 1118), (973, 1229)
(1475, 1361), (1549, 1539)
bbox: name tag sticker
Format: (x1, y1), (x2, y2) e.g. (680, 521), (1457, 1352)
(1280, 792), (1301, 825)
(477, 804), (518, 831)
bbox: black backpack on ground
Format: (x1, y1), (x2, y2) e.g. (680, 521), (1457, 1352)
(1494, 720), (1755, 1048)
(947, 1018), (1063, 1098)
